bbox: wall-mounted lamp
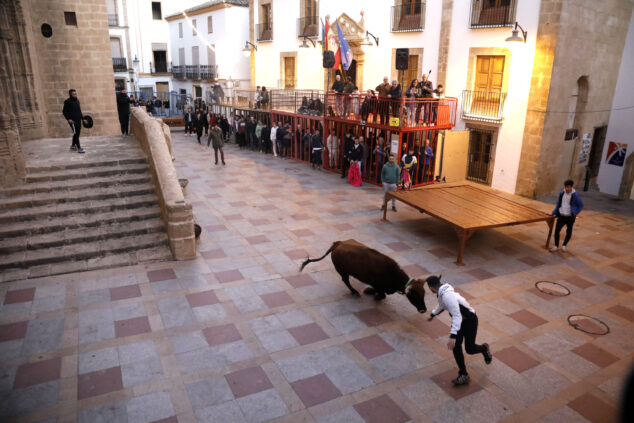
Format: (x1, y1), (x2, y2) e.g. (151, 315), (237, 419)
(299, 36), (316, 48)
(132, 55), (139, 66)
(242, 41), (257, 57)
(505, 22), (527, 43)
(361, 30), (379, 47)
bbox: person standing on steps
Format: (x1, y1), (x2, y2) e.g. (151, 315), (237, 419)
(116, 88), (131, 136)
(426, 275), (492, 385)
(208, 123), (225, 165)
(62, 89), (85, 153)
(549, 179), (584, 253)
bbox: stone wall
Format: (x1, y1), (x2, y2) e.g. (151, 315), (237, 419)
(130, 108), (196, 261)
(436, 0), (453, 89)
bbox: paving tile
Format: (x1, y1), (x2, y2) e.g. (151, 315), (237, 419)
(121, 356), (164, 388)
(78, 346), (119, 374)
(225, 366), (273, 398)
(288, 322), (329, 346)
(236, 388), (289, 423)
(508, 309), (549, 329)
(285, 249), (309, 260)
(203, 323), (242, 346)
(593, 248), (619, 258)
(291, 229), (314, 237)
(428, 247), (455, 259)
(354, 308), (392, 327)
(260, 291), (294, 308)
(610, 261), (634, 273)
(402, 264), (429, 277)
(77, 400), (128, 423)
(186, 289), (219, 308)
(114, 316), (151, 338)
(4, 287), (35, 305)
(291, 373), (342, 407)
(542, 406), (591, 423)
(77, 366), (123, 399)
(13, 357), (61, 389)
(0, 380), (59, 418)
(605, 279), (633, 292)
(127, 390), (174, 423)
(517, 256), (545, 267)
(385, 241), (411, 252)
(495, 346), (540, 373)
(147, 268), (176, 282)
(246, 235), (269, 245)
(607, 304), (634, 322)
(109, 284), (142, 301)
(205, 224), (228, 232)
(186, 377), (234, 410)
(334, 223), (354, 231)
(568, 392), (617, 423)
(431, 369), (483, 400)
(351, 334), (395, 359)
(353, 394), (410, 423)
(224, 213), (243, 221)
(157, 296), (195, 329)
(0, 321), (28, 342)
(571, 343), (619, 368)
(565, 275), (594, 289)
(150, 417), (178, 423)
(215, 269), (244, 283)
(467, 268), (496, 280)
(201, 249), (227, 259)
(21, 315), (64, 355)
(412, 317), (450, 338)
(286, 273), (317, 288)
(250, 218), (270, 226)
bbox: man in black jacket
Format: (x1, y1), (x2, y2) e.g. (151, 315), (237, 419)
(62, 89), (85, 153)
(419, 74), (434, 125)
(116, 89), (131, 136)
(340, 131), (355, 178)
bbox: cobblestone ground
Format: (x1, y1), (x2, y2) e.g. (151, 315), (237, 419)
(1, 132), (633, 423)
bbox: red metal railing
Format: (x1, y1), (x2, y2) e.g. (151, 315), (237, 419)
(323, 92), (457, 131)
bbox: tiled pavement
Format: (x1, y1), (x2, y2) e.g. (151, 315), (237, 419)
(1, 132), (633, 422)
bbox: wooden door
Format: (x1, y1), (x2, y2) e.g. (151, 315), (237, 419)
(473, 55), (504, 116)
(467, 129), (493, 184)
(403, 54), (418, 87)
(284, 57), (295, 89)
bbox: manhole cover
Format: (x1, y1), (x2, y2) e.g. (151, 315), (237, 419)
(567, 314), (610, 335)
(535, 281), (570, 297)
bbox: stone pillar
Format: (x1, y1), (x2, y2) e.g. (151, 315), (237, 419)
(436, 0), (453, 89)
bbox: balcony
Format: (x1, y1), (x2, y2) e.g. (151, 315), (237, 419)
(199, 65), (216, 80)
(112, 57), (127, 72)
(470, 0), (516, 28)
(172, 65), (185, 79)
(150, 61), (169, 74)
(461, 90), (506, 123)
(185, 65), (199, 79)
(297, 16), (319, 38)
(108, 13), (118, 26)
(391, 2), (425, 32)
(256, 22), (273, 42)
(322, 93), (457, 131)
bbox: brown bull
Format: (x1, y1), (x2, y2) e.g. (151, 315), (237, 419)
(300, 239), (427, 312)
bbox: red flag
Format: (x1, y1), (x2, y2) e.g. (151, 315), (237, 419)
(323, 20), (330, 50)
(333, 48), (341, 70)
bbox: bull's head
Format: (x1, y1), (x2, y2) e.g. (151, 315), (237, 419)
(405, 279), (427, 313)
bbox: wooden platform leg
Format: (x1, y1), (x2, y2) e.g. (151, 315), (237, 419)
(454, 228), (475, 266)
(545, 216), (555, 249)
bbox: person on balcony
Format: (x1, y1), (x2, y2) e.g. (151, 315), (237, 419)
(387, 80), (402, 122)
(405, 79), (420, 127)
(260, 87), (269, 110)
(331, 74), (345, 116)
(419, 73), (434, 125)
(360, 90), (377, 125)
(375, 77), (391, 125)
(254, 86), (262, 109)
(431, 84), (445, 125)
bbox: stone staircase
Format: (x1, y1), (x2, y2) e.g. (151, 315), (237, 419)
(0, 136), (173, 282)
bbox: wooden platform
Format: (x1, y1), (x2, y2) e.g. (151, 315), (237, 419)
(382, 183), (555, 265)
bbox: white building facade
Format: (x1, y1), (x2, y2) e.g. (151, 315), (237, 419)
(166, 0), (250, 102)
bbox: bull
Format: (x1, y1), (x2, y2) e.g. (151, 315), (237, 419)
(300, 239), (427, 313)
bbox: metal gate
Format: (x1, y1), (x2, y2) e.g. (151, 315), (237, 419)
(467, 129), (494, 184)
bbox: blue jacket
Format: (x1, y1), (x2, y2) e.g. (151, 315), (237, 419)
(552, 190), (583, 217)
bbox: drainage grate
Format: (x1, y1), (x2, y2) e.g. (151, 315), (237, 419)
(535, 281), (570, 297)
(567, 314), (610, 335)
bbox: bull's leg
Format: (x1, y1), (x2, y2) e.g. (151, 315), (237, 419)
(374, 292), (386, 300)
(363, 287), (375, 295)
(342, 275), (359, 296)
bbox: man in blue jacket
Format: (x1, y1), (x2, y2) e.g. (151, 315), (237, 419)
(550, 179), (584, 252)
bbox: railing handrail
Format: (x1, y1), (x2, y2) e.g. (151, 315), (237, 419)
(461, 89), (507, 122)
(296, 16), (319, 38)
(391, 1), (425, 32)
(469, 0), (517, 28)
(256, 22), (273, 41)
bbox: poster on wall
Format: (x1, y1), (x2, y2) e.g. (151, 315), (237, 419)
(578, 133), (592, 164)
(605, 141), (627, 167)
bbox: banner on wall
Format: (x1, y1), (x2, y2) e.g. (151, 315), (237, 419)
(578, 133), (592, 164)
(605, 141), (627, 167)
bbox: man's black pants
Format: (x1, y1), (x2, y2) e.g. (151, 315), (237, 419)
(453, 311), (485, 376)
(119, 113), (129, 135)
(69, 121), (81, 148)
(341, 157), (350, 177)
(554, 215), (575, 247)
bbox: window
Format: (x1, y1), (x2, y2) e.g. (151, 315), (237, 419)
(403, 0), (423, 15)
(110, 37), (122, 58)
(192, 46), (199, 65)
(207, 45), (216, 66)
(261, 3), (271, 26)
(207, 16), (213, 33)
(179, 48), (185, 65)
(106, 0), (118, 26)
(192, 19), (197, 35)
(115, 79), (126, 91)
(151, 2), (162, 20)
(64, 11), (77, 26)
(258, 3), (273, 41)
(179, 22), (183, 38)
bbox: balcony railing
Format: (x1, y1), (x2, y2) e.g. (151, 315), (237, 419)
(461, 90), (506, 123)
(323, 92), (457, 130)
(297, 16), (319, 38)
(271, 90), (325, 115)
(199, 65), (216, 80)
(391, 2), (425, 32)
(112, 57), (127, 72)
(185, 65), (199, 79)
(172, 65), (185, 78)
(108, 13), (118, 26)
(470, 0), (516, 28)
(256, 22), (273, 41)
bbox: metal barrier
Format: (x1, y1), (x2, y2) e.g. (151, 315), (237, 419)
(118, 91), (195, 117)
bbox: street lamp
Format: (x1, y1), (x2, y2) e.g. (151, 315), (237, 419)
(299, 36), (316, 48)
(505, 22), (527, 43)
(242, 41), (257, 57)
(362, 30), (379, 47)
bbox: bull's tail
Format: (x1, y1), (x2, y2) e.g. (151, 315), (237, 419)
(300, 242), (339, 272)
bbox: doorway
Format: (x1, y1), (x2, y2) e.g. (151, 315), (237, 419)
(467, 128), (494, 184)
(153, 50), (167, 73)
(588, 126), (607, 178)
(284, 57), (296, 89)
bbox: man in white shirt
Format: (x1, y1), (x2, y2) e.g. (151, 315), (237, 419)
(549, 179), (584, 252)
(427, 275), (492, 385)
(270, 122), (278, 157)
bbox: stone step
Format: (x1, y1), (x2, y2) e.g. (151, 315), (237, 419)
(0, 205), (161, 239)
(0, 232), (169, 270)
(0, 173), (152, 197)
(0, 194), (159, 224)
(25, 162), (150, 183)
(25, 157), (147, 173)
(0, 182), (156, 211)
(0, 246), (173, 283)
(0, 218), (166, 255)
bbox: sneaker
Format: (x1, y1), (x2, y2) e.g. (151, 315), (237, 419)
(77, 148), (85, 154)
(392, 206), (397, 212)
(482, 343), (492, 364)
(451, 374), (470, 385)
(561, 245), (567, 252)
(70, 145), (77, 151)
(549, 246), (558, 252)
